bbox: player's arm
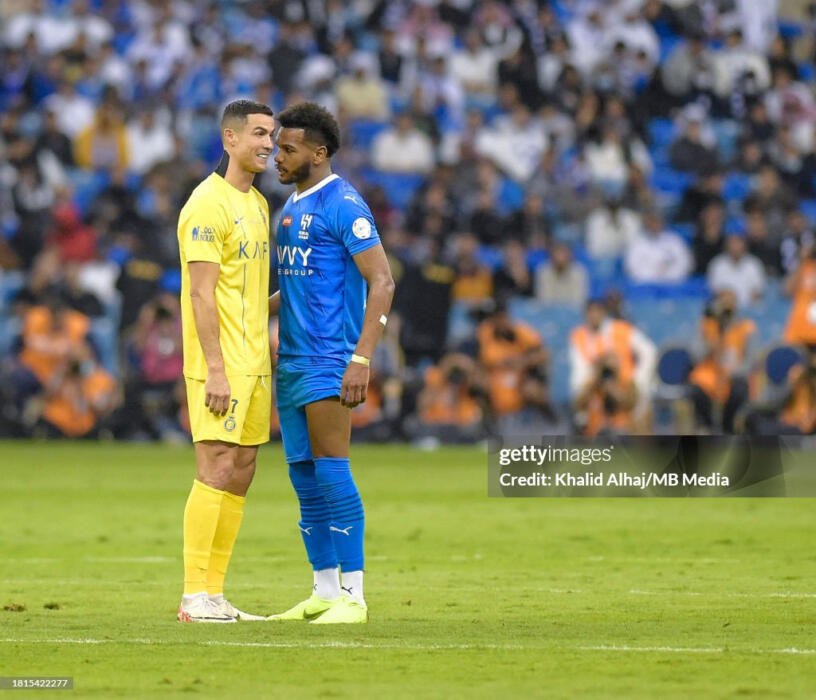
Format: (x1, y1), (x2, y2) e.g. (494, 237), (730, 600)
(188, 261), (230, 414)
(341, 244), (395, 408)
(268, 290), (280, 317)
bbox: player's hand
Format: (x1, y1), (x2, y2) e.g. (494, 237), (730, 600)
(205, 369), (231, 415)
(341, 362), (369, 408)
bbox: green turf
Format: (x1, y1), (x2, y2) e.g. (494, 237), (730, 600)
(1, 441), (814, 698)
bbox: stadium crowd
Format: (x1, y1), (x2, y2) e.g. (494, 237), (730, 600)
(2, 0), (816, 441)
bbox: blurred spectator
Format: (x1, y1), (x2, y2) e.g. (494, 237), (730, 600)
(535, 241), (588, 308)
(74, 102), (129, 172)
(493, 239), (532, 299)
(336, 52), (390, 121)
(475, 102), (547, 183)
(46, 198), (96, 264)
(744, 165), (796, 232)
(624, 210), (692, 283)
(450, 30), (498, 100)
(764, 64), (816, 152)
(693, 201), (726, 275)
(126, 108), (174, 175)
(669, 107), (719, 175)
(661, 32), (717, 103)
(707, 231), (766, 306)
(780, 209), (816, 276)
(676, 168), (725, 223)
(371, 112), (434, 174)
(393, 238), (454, 365)
(586, 195), (640, 259)
(689, 290), (754, 432)
(451, 233), (493, 306)
(584, 120), (651, 189)
(713, 28), (771, 104)
(744, 208), (781, 275)
(42, 80), (94, 139)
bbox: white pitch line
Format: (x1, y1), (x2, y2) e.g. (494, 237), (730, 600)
(581, 645), (816, 656)
(0, 638), (814, 655)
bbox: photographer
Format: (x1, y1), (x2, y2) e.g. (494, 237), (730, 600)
(689, 289), (755, 433)
(36, 348), (117, 439)
(573, 351), (636, 437)
(406, 353), (485, 444)
(476, 301), (549, 424)
(745, 346), (816, 436)
(569, 299), (656, 434)
(784, 240), (816, 345)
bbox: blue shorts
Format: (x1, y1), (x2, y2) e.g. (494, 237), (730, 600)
(276, 356), (346, 464)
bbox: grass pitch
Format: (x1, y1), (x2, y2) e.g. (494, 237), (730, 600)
(1, 441), (814, 698)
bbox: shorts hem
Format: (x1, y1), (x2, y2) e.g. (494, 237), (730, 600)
(295, 389), (341, 409)
(284, 451), (314, 465)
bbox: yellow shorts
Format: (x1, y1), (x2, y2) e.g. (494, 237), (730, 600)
(185, 375), (271, 446)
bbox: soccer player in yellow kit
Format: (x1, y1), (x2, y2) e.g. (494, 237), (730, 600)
(176, 100), (275, 622)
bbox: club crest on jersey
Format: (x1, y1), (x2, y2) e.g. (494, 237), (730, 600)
(192, 226), (216, 243)
(224, 416), (236, 432)
(298, 213), (313, 240)
(282, 216), (293, 227)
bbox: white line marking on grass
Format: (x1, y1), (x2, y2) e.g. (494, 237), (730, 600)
(2, 639), (814, 655)
(581, 645), (816, 656)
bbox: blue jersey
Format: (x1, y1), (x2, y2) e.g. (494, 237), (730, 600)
(276, 174), (381, 360)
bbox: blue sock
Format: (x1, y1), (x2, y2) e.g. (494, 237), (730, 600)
(288, 461), (337, 571)
(313, 457), (364, 572)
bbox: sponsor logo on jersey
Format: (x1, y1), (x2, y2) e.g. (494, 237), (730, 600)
(282, 216), (292, 226)
(192, 226), (216, 243)
(276, 244), (314, 276)
(352, 217), (372, 240)
(238, 240), (269, 260)
(344, 194), (358, 203)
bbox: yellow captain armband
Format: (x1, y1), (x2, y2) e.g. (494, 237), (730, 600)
(351, 354), (370, 367)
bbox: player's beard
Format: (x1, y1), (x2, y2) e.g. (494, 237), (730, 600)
(280, 160), (312, 184)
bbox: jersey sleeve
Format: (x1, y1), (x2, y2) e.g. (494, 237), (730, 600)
(332, 191), (381, 256)
(178, 194), (231, 265)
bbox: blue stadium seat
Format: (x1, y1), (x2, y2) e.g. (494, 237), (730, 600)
(723, 172), (752, 201)
(647, 118), (675, 148)
(778, 19), (803, 39)
(649, 168), (695, 195)
(657, 347), (692, 385)
(764, 345), (803, 385)
(800, 199), (816, 224)
(712, 120), (739, 161)
(798, 62), (815, 83)
(0, 316), (21, 357)
(360, 169), (425, 210)
(348, 120), (389, 150)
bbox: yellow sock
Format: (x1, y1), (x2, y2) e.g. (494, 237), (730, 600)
(183, 479), (225, 596)
(206, 490), (246, 596)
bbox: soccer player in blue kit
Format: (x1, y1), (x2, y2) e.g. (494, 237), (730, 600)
(266, 103), (394, 624)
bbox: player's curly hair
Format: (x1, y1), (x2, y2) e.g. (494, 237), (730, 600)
(277, 102), (341, 157)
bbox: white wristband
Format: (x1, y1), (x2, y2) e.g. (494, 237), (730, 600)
(379, 314), (388, 327)
(351, 353), (370, 367)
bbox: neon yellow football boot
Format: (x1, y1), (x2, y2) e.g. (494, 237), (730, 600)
(309, 595), (368, 624)
(266, 593), (339, 621)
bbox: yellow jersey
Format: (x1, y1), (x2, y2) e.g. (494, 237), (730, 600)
(178, 172), (271, 379)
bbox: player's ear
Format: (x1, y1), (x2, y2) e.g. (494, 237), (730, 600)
(313, 145), (328, 164)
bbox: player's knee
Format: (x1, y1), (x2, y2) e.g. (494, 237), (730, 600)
(196, 444), (237, 490)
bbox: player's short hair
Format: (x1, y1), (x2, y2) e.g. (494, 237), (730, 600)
(277, 102), (341, 157)
(220, 99), (274, 129)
